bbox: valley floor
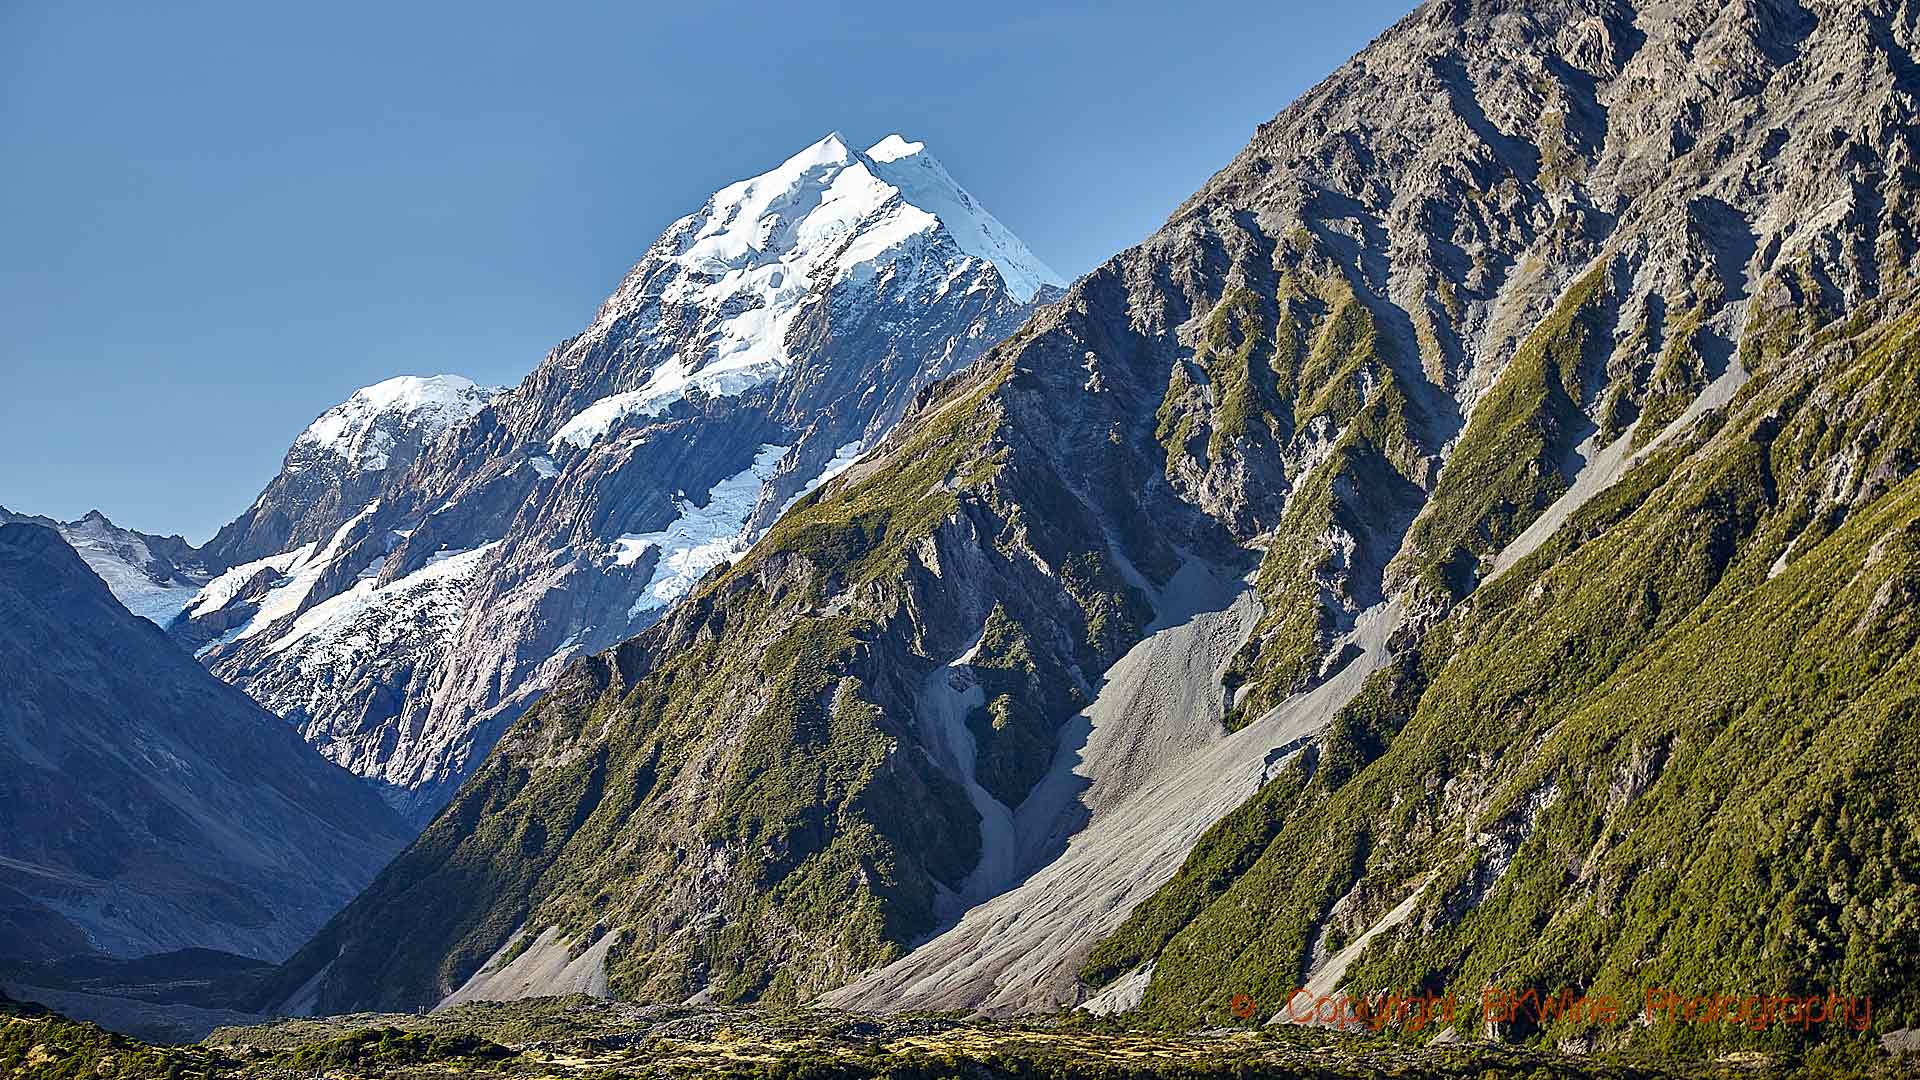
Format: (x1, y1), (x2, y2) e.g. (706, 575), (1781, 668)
(7, 993), (1915, 1079)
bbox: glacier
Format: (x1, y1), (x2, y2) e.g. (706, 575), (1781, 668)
(613, 443), (791, 617)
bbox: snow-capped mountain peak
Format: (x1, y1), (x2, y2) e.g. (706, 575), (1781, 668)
(188, 131), (1058, 830)
(556, 133), (1064, 452)
(0, 505), (212, 626)
(864, 133), (920, 162)
(671, 130), (1060, 302)
(294, 375), (502, 472)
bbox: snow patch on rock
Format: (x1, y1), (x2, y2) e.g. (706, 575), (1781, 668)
(186, 545), (316, 623)
(863, 134), (1062, 304)
(771, 440), (867, 522)
(806, 439), (867, 495)
(551, 357), (700, 450)
(52, 517), (207, 625)
(188, 504), (379, 650)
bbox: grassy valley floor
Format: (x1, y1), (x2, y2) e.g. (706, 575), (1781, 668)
(6, 994), (1917, 1079)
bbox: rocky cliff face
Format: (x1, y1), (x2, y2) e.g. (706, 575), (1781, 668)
(0, 523), (407, 964)
(263, 0), (1920, 1038)
(176, 133), (1062, 824)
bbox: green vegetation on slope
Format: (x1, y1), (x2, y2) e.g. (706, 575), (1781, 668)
(1155, 282), (1288, 472)
(279, 1027), (513, 1070)
(1088, 290), (1920, 1059)
(1203, 284), (1285, 459)
(269, 315), (1176, 1012)
(967, 604), (1086, 808)
(1631, 303), (1707, 449)
(1080, 754), (1315, 985)
(1221, 278), (1426, 729)
(1392, 265), (1610, 599)
(746, 364), (1010, 593)
(0, 995), (224, 1080)
(60, 995), (1841, 1080)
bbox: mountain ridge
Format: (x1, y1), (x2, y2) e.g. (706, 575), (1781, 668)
(200, 375), (502, 572)
(0, 506), (214, 626)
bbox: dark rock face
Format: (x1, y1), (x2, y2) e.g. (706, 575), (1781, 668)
(260, 0), (1920, 1019)
(175, 135), (1063, 827)
(0, 523), (407, 964)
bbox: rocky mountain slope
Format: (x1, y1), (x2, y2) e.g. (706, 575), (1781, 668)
(168, 375), (502, 655)
(176, 133), (1060, 825)
(0, 523), (406, 965)
(0, 507), (213, 625)
(260, 0), (1920, 1049)
(1071, 286), (1920, 1048)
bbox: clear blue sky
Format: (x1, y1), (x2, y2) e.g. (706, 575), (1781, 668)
(1, 0), (1412, 543)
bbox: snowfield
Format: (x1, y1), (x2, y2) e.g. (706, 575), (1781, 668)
(12, 512), (213, 626)
(187, 504), (380, 653)
(270, 542), (500, 657)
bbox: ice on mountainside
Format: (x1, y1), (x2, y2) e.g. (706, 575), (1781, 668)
(269, 541), (500, 657)
(60, 524), (203, 624)
(187, 545), (318, 624)
(551, 357), (700, 450)
(609, 437), (875, 620)
(95, 573), (203, 626)
(863, 135), (1059, 304)
(807, 439), (866, 492)
(189, 503), (380, 654)
(0, 508), (213, 626)
(776, 439), (866, 519)
(240, 504), (377, 634)
(612, 443), (791, 616)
